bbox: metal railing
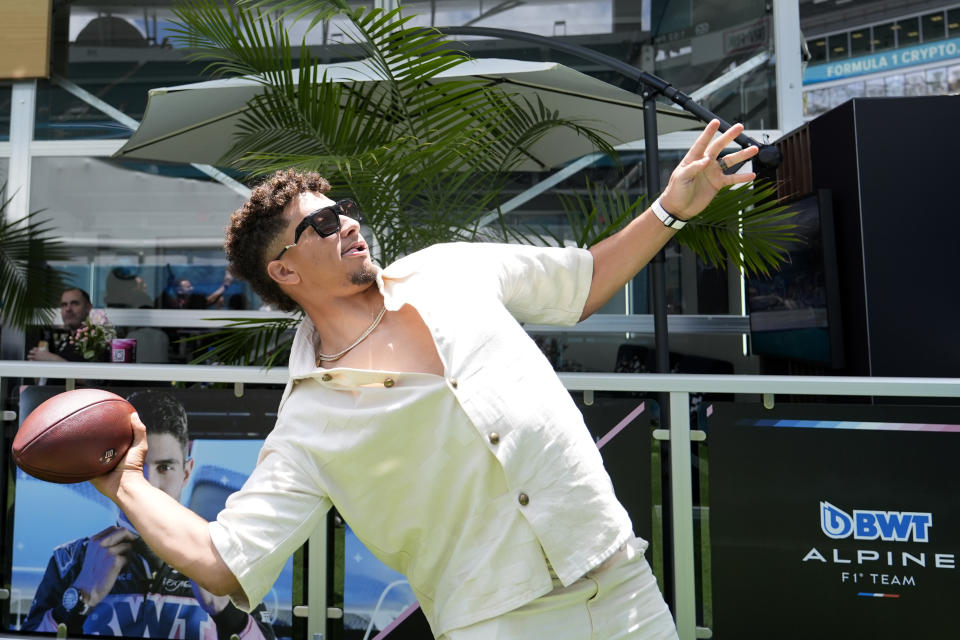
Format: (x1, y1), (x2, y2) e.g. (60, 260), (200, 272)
(3, 360), (960, 640)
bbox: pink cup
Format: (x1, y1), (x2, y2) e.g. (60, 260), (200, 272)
(111, 339), (137, 363)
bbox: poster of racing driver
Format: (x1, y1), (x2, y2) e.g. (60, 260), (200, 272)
(17, 389), (279, 640)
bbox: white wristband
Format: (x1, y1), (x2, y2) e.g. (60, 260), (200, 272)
(651, 198), (687, 230)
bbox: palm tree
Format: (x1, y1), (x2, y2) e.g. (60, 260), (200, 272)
(171, 0), (799, 366)
(172, 0), (623, 262)
(0, 187), (71, 332)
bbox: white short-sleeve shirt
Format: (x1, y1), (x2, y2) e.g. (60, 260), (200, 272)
(209, 242), (635, 636)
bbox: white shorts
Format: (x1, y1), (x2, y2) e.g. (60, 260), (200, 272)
(439, 537), (679, 640)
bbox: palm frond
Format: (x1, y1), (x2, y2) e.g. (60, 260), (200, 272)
(494, 212), (566, 248)
(499, 180), (645, 250)
(0, 189), (72, 330)
(678, 181), (800, 277)
(241, 0), (349, 30)
(512, 179), (801, 278)
(170, 1), (294, 79)
(182, 315), (299, 367)
(558, 180), (647, 247)
(483, 94), (621, 173)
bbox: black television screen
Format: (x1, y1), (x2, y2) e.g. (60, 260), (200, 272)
(746, 189), (844, 368)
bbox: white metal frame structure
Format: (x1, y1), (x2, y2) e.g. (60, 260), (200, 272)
(0, 1), (805, 343)
(3, 361), (959, 640)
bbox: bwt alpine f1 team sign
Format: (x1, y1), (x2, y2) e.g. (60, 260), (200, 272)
(707, 403), (960, 638)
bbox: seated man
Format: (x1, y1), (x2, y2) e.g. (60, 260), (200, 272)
(27, 288), (101, 363)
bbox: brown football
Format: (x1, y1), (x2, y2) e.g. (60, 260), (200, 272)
(13, 389), (135, 484)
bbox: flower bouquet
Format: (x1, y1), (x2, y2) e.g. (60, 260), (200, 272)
(69, 309), (117, 361)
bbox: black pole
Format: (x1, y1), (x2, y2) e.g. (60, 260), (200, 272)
(643, 92), (677, 611)
(642, 98), (670, 375)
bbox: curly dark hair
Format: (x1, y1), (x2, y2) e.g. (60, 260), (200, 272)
(225, 169), (332, 312)
(125, 390), (189, 458)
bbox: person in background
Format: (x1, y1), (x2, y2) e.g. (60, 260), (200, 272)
(162, 273), (242, 310)
(21, 390), (276, 640)
(162, 279), (209, 309)
(204, 271), (235, 309)
(27, 288), (98, 363)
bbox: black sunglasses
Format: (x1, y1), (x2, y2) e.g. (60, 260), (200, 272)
(273, 199), (360, 261)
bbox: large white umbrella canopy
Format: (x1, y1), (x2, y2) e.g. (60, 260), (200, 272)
(114, 57), (700, 171)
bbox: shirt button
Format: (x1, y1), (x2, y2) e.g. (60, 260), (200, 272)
(488, 432), (500, 445)
(383, 377), (395, 388)
(449, 378), (459, 389)
(321, 373), (332, 382)
(518, 492), (529, 506)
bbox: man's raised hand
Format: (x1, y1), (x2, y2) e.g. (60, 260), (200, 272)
(659, 120), (759, 221)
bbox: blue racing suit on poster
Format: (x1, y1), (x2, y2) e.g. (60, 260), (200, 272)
(22, 535), (276, 640)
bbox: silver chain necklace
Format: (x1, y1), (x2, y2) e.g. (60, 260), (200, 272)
(316, 306), (387, 364)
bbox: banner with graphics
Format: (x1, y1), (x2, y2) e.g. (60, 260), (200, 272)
(707, 402), (960, 638)
(7, 385), (295, 640)
(804, 36), (960, 84)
